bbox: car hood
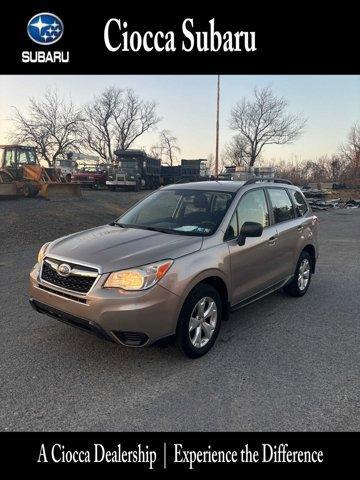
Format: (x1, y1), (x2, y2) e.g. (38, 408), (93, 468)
(47, 224), (203, 273)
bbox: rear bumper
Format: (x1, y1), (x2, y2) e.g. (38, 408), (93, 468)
(29, 264), (182, 347)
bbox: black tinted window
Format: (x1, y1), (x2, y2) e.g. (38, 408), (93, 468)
(267, 188), (295, 223)
(289, 189), (308, 217)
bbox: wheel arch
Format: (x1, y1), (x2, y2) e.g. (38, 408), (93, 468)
(179, 273), (230, 321)
(302, 244), (316, 273)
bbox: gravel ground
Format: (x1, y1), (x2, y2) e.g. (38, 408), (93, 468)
(0, 190), (359, 431)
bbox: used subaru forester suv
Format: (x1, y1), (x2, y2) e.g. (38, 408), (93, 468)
(29, 178), (318, 358)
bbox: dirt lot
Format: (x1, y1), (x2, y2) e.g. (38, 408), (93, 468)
(0, 189), (148, 252)
(0, 189), (359, 431)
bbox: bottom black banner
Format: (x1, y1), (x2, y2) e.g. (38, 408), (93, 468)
(0, 432), (357, 471)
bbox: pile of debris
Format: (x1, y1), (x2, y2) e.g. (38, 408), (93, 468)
(345, 198), (360, 209)
(302, 186), (360, 211)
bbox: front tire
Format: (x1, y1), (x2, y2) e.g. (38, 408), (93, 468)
(176, 284), (222, 358)
(23, 182), (38, 198)
(283, 251), (312, 297)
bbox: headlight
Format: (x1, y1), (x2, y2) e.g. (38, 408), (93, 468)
(104, 259), (173, 291)
(37, 242), (51, 263)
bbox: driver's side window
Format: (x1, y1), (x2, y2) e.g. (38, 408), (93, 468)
(225, 189), (269, 240)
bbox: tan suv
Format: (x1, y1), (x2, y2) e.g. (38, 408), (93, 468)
(29, 178), (318, 358)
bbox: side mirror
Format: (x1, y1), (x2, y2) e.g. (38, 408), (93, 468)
(237, 221), (263, 246)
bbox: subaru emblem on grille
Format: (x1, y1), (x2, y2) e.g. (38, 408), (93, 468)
(57, 263), (71, 277)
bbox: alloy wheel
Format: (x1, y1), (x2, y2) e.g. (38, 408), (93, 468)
(189, 296), (217, 348)
(298, 258), (310, 291)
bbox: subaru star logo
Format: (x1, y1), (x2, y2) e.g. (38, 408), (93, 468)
(27, 13), (64, 46)
(57, 263), (71, 277)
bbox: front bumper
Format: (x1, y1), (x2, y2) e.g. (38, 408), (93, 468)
(29, 264), (182, 346)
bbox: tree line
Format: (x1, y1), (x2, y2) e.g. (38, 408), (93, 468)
(11, 87), (175, 166)
(10, 85), (306, 169)
(9, 85), (359, 185)
(274, 124), (360, 186)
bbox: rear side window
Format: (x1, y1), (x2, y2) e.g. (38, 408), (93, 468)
(288, 189), (308, 217)
(267, 188), (295, 223)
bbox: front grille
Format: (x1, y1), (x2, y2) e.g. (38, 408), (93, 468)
(38, 284), (87, 303)
(41, 259), (97, 293)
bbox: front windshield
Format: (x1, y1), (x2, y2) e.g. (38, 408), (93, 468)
(117, 189), (235, 236)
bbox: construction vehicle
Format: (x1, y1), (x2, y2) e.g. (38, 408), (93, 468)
(54, 154), (78, 182)
(72, 166), (108, 189)
(160, 159), (209, 185)
(106, 149), (161, 191)
(0, 145), (81, 199)
(70, 154), (108, 189)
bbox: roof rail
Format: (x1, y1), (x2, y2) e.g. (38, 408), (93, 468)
(243, 177), (293, 186)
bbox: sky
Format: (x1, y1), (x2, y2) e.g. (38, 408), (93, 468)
(0, 75), (359, 163)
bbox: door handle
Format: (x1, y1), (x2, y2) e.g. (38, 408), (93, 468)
(297, 225), (304, 232)
(268, 236), (277, 246)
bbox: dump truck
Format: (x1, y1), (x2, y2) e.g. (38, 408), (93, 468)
(0, 145), (81, 199)
(160, 159), (209, 185)
(106, 150), (161, 191)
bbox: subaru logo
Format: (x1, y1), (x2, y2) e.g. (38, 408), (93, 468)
(27, 13), (64, 46)
(57, 263), (71, 277)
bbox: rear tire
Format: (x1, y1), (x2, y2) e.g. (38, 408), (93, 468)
(283, 251), (312, 297)
(176, 284), (222, 358)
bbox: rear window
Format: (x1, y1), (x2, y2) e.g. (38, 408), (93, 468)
(267, 188), (295, 223)
(288, 189), (308, 217)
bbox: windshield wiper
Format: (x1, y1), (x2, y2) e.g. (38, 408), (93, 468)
(135, 225), (176, 234)
(111, 222), (175, 234)
(111, 222), (135, 228)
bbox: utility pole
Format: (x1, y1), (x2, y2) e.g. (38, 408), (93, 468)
(215, 74), (220, 178)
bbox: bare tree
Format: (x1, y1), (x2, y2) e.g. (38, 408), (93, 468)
(11, 90), (84, 166)
(83, 87), (160, 162)
(207, 153), (215, 174)
(230, 87), (306, 167)
(158, 130), (180, 165)
(207, 152), (224, 175)
(340, 123), (360, 162)
(223, 135), (251, 166)
(149, 144), (164, 159)
(339, 123), (360, 185)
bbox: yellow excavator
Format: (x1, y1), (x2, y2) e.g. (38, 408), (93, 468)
(0, 145), (81, 199)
